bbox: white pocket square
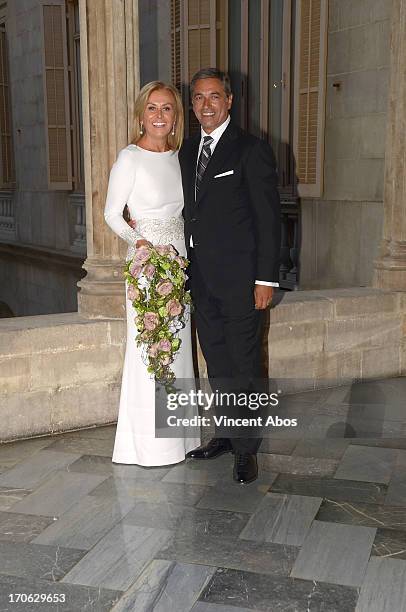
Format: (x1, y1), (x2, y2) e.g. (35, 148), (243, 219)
(214, 170), (234, 178)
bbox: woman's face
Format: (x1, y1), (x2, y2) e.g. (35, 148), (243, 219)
(142, 89), (176, 141)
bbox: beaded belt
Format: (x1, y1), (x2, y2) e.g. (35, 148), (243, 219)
(135, 217), (184, 244)
(126, 216), (184, 260)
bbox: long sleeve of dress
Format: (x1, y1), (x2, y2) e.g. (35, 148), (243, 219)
(104, 148), (141, 245)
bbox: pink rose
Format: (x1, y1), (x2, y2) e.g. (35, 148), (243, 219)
(148, 342), (159, 357)
(155, 245), (171, 256)
(158, 338), (171, 352)
(143, 312), (159, 331)
(156, 280), (173, 296)
(134, 245), (151, 264)
(144, 263), (156, 278)
(167, 245), (178, 259)
(129, 262), (142, 278)
(175, 256), (187, 269)
(127, 284), (140, 301)
(167, 298), (182, 317)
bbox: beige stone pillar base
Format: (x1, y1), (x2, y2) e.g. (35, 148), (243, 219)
(78, 292), (125, 320)
(375, 268), (406, 291)
(374, 240), (406, 290)
(78, 257), (126, 319)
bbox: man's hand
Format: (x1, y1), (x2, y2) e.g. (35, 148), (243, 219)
(254, 285), (273, 310)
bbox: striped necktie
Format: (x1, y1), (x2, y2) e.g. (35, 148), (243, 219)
(195, 135), (214, 196)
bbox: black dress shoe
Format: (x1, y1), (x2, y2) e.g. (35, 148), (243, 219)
(187, 438), (233, 459)
(233, 453), (258, 484)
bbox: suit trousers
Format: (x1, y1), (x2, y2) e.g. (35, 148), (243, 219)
(190, 252), (266, 455)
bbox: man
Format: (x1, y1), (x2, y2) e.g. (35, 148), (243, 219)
(179, 68), (281, 484)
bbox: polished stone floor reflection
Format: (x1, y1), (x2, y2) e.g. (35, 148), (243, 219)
(0, 377), (406, 610)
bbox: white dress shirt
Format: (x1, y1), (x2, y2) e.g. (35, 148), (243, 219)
(191, 115), (279, 288)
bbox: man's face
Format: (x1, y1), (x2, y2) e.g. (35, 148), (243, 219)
(192, 78), (233, 133)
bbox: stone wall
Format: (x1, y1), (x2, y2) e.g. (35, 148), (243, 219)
(300, 0), (391, 289)
(1, 288), (404, 442)
(265, 288), (405, 391)
(0, 313), (125, 441)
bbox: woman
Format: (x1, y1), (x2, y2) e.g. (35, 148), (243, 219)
(104, 82), (200, 466)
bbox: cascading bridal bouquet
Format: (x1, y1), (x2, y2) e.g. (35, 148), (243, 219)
(124, 242), (192, 385)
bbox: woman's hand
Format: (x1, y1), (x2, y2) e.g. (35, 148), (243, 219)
(136, 239), (152, 248)
(127, 218), (151, 248)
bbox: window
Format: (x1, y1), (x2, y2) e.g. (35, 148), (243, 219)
(42, 1), (72, 190)
(41, 0), (84, 192)
(0, 19), (15, 188)
(171, 0), (228, 135)
(171, 0), (182, 92)
(66, 0), (84, 192)
(171, 0), (328, 198)
(293, 0), (328, 197)
(230, 0), (294, 191)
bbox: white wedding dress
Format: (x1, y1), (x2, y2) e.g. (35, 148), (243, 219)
(104, 144), (200, 466)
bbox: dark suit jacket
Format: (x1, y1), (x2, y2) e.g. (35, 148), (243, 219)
(179, 121), (281, 294)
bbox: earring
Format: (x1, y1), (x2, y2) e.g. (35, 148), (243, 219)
(171, 123), (176, 136)
(140, 122), (144, 135)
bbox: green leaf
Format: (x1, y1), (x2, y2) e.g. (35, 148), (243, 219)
(172, 338), (180, 351)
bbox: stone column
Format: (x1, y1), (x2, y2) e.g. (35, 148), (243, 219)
(374, 0), (406, 290)
(77, 0), (140, 318)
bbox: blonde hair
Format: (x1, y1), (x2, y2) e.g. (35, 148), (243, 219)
(133, 81), (184, 151)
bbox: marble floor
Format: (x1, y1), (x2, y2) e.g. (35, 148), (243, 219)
(1, 377), (406, 611)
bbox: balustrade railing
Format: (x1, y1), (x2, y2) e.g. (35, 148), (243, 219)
(70, 193), (86, 255)
(279, 195), (299, 290)
(0, 190), (16, 242)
